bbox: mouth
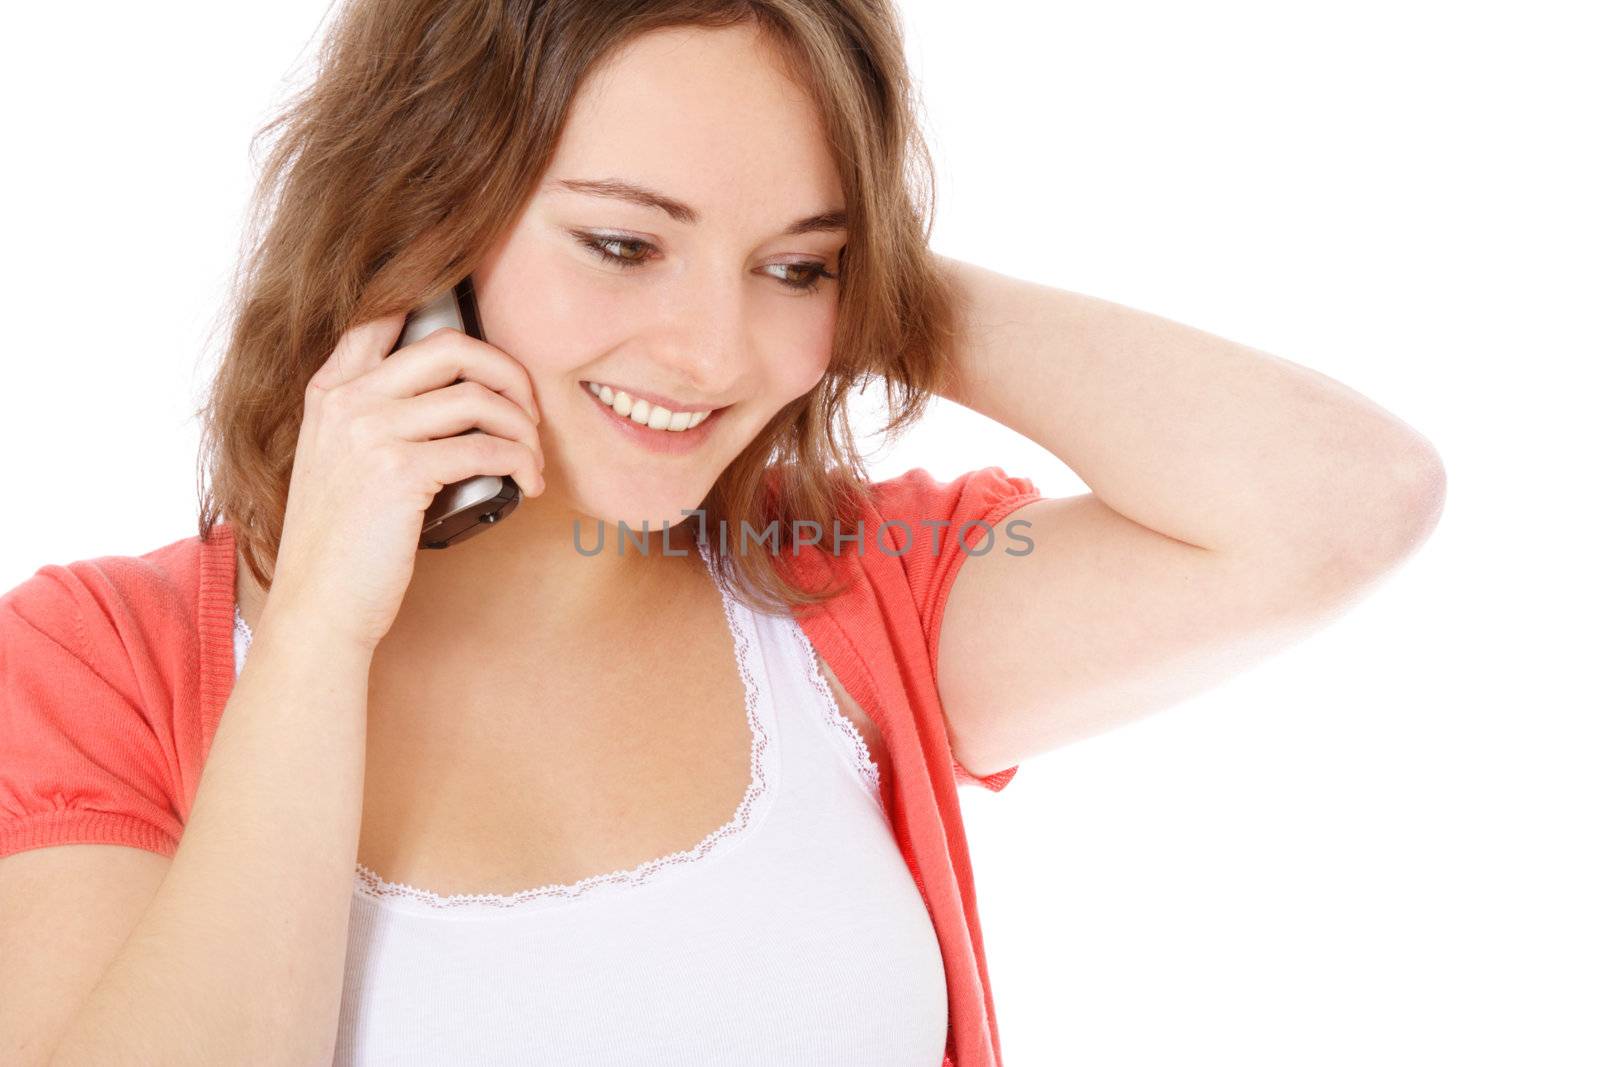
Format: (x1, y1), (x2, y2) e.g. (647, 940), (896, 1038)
(579, 380), (728, 454)
(580, 380), (723, 430)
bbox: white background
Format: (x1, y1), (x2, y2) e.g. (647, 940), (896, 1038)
(2, 2), (1594, 1064)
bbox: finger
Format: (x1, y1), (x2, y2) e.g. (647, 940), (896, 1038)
(310, 309), (408, 392)
(362, 329), (539, 423)
(412, 433), (544, 500)
(387, 381), (541, 451)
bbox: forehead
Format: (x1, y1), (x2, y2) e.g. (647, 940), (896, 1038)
(539, 24), (844, 225)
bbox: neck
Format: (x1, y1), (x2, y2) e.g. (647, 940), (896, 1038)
(404, 486), (706, 628)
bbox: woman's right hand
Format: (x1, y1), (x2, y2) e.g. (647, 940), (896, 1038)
(261, 309), (546, 654)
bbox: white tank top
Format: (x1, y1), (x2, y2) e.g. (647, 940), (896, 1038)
(231, 539), (948, 1065)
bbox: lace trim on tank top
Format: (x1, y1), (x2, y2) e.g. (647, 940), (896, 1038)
(230, 537), (776, 912)
(786, 620), (882, 801)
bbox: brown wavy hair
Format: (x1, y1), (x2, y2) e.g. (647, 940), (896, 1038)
(194, 0), (962, 616)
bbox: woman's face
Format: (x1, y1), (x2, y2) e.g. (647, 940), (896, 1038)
(474, 23), (847, 530)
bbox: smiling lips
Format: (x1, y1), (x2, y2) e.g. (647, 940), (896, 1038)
(582, 380), (716, 432)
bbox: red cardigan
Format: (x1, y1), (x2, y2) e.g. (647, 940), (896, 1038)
(0, 465), (1041, 1067)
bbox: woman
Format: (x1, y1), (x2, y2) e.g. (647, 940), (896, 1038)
(0, 1), (1446, 1065)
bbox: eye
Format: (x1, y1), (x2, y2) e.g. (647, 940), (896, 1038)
(573, 233), (654, 268)
(570, 231), (838, 295)
(764, 261), (838, 294)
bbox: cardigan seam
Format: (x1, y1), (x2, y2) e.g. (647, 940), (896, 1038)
(924, 487), (1044, 694)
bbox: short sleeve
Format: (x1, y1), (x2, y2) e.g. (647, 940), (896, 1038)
(869, 465), (1044, 793)
(0, 565), (183, 860)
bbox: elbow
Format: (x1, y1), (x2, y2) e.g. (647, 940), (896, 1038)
(1321, 433), (1448, 580)
(1374, 433), (1447, 555)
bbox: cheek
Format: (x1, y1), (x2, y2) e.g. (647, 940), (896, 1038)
(768, 306), (837, 398)
(773, 344), (831, 401)
(470, 238), (608, 379)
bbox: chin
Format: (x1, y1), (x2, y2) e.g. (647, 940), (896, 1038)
(565, 478), (714, 545)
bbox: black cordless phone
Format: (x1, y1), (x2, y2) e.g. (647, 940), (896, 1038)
(388, 275), (522, 549)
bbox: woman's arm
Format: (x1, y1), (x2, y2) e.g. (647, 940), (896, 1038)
(46, 602), (372, 1067)
(929, 254), (1446, 775)
(936, 253), (1445, 562)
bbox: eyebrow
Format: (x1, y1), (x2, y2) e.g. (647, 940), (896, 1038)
(551, 177), (848, 237)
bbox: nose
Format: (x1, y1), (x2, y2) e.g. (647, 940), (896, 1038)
(646, 259), (751, 400)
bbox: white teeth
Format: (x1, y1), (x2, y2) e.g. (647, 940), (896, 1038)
(585, 381), (714, 432)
